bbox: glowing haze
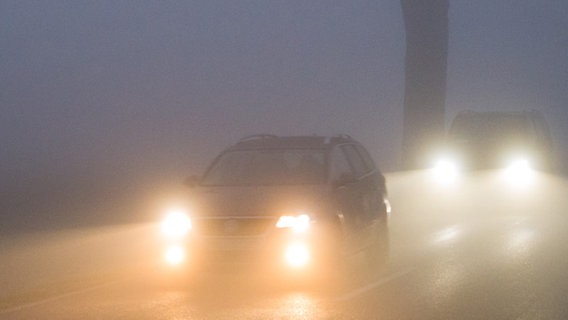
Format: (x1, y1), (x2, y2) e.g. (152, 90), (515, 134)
(1, 0), (566, 231)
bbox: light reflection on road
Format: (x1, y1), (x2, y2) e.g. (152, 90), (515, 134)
(432, 225), (462, 244)
(429, 260), (466, 303)
(2, 170), (568, 319)
(272, 293), (319, 319)
(505, 227), (535, 260)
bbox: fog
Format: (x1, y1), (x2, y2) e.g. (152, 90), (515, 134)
(1, 0), (567, 232)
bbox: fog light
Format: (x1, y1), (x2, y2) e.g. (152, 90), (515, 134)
(432, 159), (459, 184)
(161, 209), (192, 239)
(284, 242), (310, 268)
(164, 245), (186, 266)
(503, 159), (534, 186)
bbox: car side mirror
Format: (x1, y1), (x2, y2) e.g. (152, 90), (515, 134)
(333, 172), (357, 188)
(183, 175), (201, 188)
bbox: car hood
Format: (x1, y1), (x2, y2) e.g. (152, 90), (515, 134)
(188, 185), (330, 218)
(447, 139), (537, 169)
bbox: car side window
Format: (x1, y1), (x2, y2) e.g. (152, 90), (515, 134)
(354, 144), (376, 172)
(341, 144), (369, 177)
(330, 147), (353, 182)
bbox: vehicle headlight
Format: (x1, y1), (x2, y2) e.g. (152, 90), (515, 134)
(284, 242), (310, 268)
(164, 244), (186, 266)
(276, 213), (311, 233)
(160, 208), (192, 239)
(503, 158), (534, 185)
(432, 158), (460, 184)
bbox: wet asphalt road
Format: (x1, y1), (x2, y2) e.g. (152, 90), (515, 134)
(2, 171), (568, 319)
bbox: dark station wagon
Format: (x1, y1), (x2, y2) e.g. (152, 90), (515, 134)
(160, 134), (390, 280)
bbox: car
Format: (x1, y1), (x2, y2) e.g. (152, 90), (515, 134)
(159, 134), (390, 281)
(432, 110), (555, 184)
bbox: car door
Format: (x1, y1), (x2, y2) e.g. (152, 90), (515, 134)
(353, 143), (387, 221)
(330, 144), (376, 254)
(329, 145), (362, 253)
(340, 144), (385, 251)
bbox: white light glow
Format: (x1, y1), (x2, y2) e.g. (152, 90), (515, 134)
(432, 159), (459, 184)
(164, 245), (186, 266)
(284, 242), (310, 268)
(161, 209), (192, 238)
(433, 225), (461, 244)
(503, 159), (534, 186)
(276, 214), (311, 233)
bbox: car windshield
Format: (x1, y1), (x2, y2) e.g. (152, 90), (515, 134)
(448, 114), (531, 146)
(201, 149), (327, 186)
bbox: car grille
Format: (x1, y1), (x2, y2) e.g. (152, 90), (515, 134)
(193, 217), (276, 237)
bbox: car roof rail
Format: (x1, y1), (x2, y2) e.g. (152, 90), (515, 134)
(238, 134), (278, 142)
(335, 134), (354, 141)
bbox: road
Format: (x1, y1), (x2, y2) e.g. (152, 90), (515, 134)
(2, 170), (568, 319)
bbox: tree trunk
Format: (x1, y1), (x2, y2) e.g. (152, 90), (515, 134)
(401, 0), (449, 169)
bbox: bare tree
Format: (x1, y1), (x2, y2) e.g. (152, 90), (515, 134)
(401, 0), (449, 169)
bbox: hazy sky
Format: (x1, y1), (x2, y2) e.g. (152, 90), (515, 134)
(1, 0), (567, 194)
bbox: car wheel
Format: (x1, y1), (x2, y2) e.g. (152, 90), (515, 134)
(364, 220), (389, 277)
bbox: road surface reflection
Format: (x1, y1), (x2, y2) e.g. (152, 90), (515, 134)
(2, 170), (568, 319)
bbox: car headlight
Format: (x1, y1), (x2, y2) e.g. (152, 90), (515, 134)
(161, 208), (192, 239)
(503, 158), (534, 185)
(432, 158), (460, 184)
(276, 213), (311, 233)
(284, 242), (310, 268)
(164, 244), (186, 266)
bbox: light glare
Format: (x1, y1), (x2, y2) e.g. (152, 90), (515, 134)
(164, 245), (186, 266)
(276, 214), (311, 233)
(503, 159), (534, 186)
(433, 159), (459, 184)
(284, 242), (310, 268)
(161, 209), (192, 238)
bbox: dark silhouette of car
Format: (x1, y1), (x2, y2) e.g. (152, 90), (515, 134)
(431, 110), (555, 184)
(160, 134), (390, 280)
(449, 110), (554, 170)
